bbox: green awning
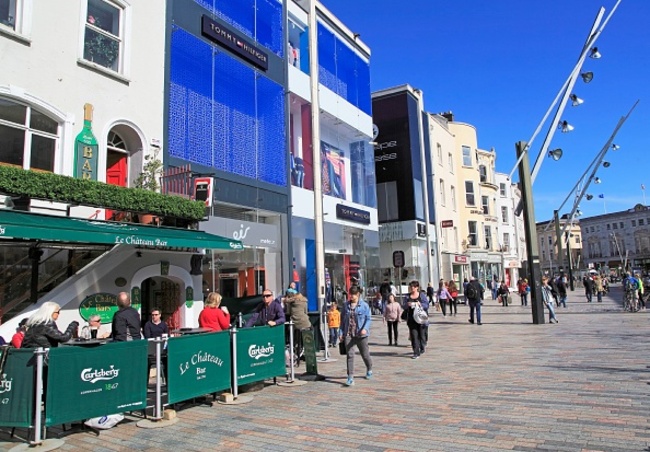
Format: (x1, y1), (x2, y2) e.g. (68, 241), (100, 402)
(0, 210), (243, 250)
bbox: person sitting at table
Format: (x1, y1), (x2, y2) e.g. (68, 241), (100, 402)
(245, 289), (286, 327)
(10, 318), (28, 348)
(22, 302), (79, 348)
(111, 292), (142, 341)
(199, 292), (231, 331)
(80, 315), (110, 340)
(143, 308), (169, 339)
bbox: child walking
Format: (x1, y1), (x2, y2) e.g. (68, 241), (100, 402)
(327, 303), (341, 347)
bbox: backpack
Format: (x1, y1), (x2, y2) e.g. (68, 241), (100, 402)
(627, 277), (639, 291)
(465, 284), (478, 300)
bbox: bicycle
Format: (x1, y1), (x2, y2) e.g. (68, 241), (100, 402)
(623, 289), (639, 312)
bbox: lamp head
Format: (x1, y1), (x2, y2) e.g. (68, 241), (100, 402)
(594, 177), (601, 184)
(569, 94), (584, 106)
(589, 47), (601, 59)
(548, 148), (563, 161)
(602, 161), (611, 168)
(611, 144), (620, 150)
(558, 120), (574, 133)
(586, 194), (594, 201)
(581, 71), (594, 83)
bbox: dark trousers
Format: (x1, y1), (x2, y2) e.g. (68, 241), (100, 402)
(409, 325), (424, 356)
(386, 320), (399, 344)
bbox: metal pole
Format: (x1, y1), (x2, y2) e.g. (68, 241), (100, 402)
(287, 320), (295, 383)
(154, 338), (163, 420)
(307, 0), (327, 361)
(33, 347), (45, 445)
(231, 326), (238, 399)
(554, 210), (564, 273)
(516, 141), (545, 324)
(566, 231), (574, 291)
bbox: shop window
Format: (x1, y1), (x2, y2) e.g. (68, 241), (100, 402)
(83, 0), (124, 72)
(0, 98), (58, 172)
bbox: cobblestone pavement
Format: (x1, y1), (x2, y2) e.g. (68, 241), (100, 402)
(2, 285), (648, 451)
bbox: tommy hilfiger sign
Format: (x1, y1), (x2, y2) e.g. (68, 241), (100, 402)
(201, 15), (269, 71)
(336, 204), (371, 225)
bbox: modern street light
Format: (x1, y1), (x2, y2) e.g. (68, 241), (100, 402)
(570, 94), (584, 106)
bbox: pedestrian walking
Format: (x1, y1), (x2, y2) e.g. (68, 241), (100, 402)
(583, 275), (594, 303)
(466, 276), (484, 325)
(497, 281), (509, 307)
(327, 303), (340, 347)
(541, 277), (559, 323)
(403, 280), (429, 359)
(556, 273), (568, 308)
(339, 285), (372, 386)
(594, 274), (604, 303)
(382, 293), (402, 346)
(447, 280), (459, 315)
(518, 278), (529, 306)
(436, 281), (452, 317)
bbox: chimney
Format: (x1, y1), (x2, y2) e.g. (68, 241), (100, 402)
(440, 111), (454, 122)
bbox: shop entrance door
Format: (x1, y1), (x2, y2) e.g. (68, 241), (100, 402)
(219, 273), (238, 298)
(106, 150), (127, 221)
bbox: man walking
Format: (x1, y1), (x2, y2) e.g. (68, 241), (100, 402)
(466, 276), (484, 325)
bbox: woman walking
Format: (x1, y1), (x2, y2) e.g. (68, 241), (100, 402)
(447, 280), (459, 316)
(339, 285), (372, 386)
(541, 277), (559, 324)
(436, 281), (452, 317)
(497, 281), (510, 307)
(383, 294), (402, 346)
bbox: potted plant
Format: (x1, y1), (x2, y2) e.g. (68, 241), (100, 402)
(133, 151), (163, 224)
(84, 15), (119, 70)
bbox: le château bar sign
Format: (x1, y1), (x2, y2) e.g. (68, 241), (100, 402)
(201, 15), (268, 71)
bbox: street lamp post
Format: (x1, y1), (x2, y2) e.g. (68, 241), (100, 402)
(516, 141), (545, 324)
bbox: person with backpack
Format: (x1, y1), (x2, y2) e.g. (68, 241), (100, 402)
(466, 276), (484, 325)
(623, 272), (639, 312)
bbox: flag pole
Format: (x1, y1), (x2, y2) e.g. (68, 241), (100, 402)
(642, 184), (647, 206)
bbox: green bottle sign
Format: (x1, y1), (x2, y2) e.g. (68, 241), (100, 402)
(75, 103), (99, 180)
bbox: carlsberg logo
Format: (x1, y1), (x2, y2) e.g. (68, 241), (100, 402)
(81, 365), (120, 383)
(248, 342), (274, 360)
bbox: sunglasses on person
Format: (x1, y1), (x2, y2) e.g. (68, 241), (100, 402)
(263, 294), (273, 298)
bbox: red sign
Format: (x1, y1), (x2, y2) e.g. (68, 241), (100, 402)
(440, 220), (454, 228)
(194, 177), (213, 207)
(454, 255), (468, 264)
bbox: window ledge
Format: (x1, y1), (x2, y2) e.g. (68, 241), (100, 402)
(0, 26), (31, 45)
(77, 59), (131, 85)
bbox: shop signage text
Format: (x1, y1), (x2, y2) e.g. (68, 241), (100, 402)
(336, 204), (371, 225)
(454, 255), (468, 264)
(201, 15), (268, 71)
(441, 220), (454, 228)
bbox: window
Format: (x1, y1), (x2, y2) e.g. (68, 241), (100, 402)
(84, 0), (124, 72)
(479, 165), (487, 183)
(548, 236), (552, 245)
(0, 0), (16, 30)
(640, 219), (645, 226)
(620, 222), (624, 228)
(607, 224), (611, 230)
(575, 236), (581, 244)
(501, 206), (508, 223)
(462, 145), (472, 167)
(0, 98), (58, 172)
(499, 183), (506, 197)
(448, 152), (454, 173)
(468, 221), (477, 246)
(450, 185), (456, 211)
(503, 233), (510, 251)
(550, 250), (554, 260)
(632, 220), (637, 227)
(481, 195), (489, 215)
(439, 179), (445, 206)
(484, 225), (492, 249)
(465, 181), (475, 206)
(437, 143), (442, 164)
(613, 223), (618, 230)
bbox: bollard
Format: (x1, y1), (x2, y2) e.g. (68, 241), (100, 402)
(237, 312), (243, 329)
(231, 326), (239, 399)
(287, 320), (295, 383)
(33, 347), (44, 446)
(154, 337), (164, 420)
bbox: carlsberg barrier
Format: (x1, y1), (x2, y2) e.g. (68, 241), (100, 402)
(45, 341), (148, 426)
(167, 331), (231, 404)
(236, 326), (286, 386)
(0, 348), (35, 427)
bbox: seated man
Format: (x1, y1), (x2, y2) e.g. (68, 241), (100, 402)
(245, 289), (286, 327)
(143, 308), (169, 384)
(80, 315), (110, 339)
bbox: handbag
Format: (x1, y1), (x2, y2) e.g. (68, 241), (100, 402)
(338, 341), (347, 356)
(413, 304), (429, 324)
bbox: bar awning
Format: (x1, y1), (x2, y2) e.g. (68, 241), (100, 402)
(0, 210), (243, 250)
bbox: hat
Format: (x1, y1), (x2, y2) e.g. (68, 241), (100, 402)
(286, 288), (298, 295)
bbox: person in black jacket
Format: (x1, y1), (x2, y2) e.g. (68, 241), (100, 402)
(111, 292), (142, 341)
(22, 301), (78, 349)
(466, 276), (484, 325)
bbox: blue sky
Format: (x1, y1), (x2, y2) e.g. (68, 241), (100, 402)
(321, 0), (649, 222)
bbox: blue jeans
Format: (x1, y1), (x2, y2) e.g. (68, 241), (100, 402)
(329, 328), (338, 346)
(545, 301), (557, 322)
(559, 295), (567, 308)
(521, 293), (528, 306)
(469, 301), (482, 324)
(597, 291), (603, 302)
(585, 291), (593, 302)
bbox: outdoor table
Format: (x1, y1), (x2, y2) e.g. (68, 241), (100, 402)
(171, 328), (212, 335)
(62, 338), (111, 347)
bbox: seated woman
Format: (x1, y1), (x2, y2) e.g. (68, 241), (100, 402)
(22, 301), (79, 348)
(199, 292), (231, 331)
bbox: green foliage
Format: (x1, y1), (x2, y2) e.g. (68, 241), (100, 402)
(133, 155), (163, 192)
(0, 166), (206, 221)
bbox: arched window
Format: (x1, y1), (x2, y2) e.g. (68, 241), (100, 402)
(0, 97), (59, 172)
